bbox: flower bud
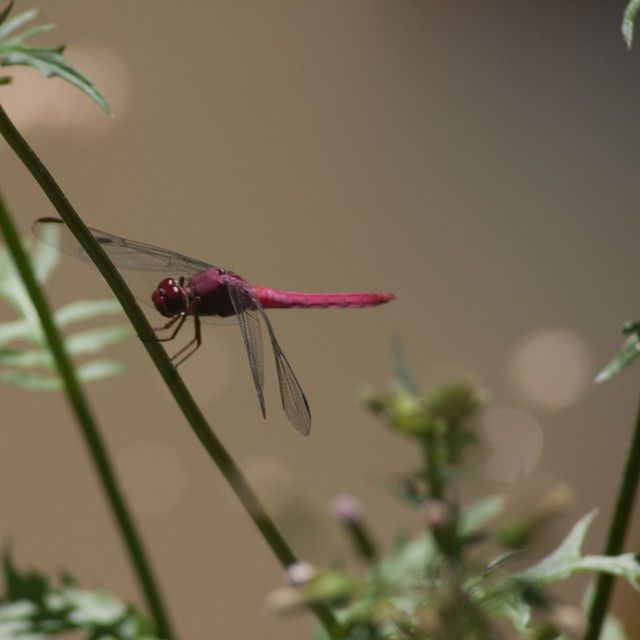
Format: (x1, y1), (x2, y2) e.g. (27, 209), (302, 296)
(390, 389), (428, 435)
(497, 519), (534, 550)
(331, 494), (378, 561)
(284, 561), (315, 587)
(302, 569), (355, 604)
(331, 494), (363, 524)
(425, 384), (479, 424)
(422, 499), (453, 529)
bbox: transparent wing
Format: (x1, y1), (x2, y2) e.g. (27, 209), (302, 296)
(32, 218), (213, 275)
(32, 217), (225, 317)
(225, 279), (266, 420)
(224, 276), (311, 434)
(266, 329), (312, 435)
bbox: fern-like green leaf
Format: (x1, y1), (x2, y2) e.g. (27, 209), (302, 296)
(595, 327), (640, 383)
(0, 5), (110, 113)
(0, 2), (13, 29)
(0, 346), (51, 368)
(524, 511), (640, 591)
(0, 318), (30, 345)
(65, 325), (132, 357)
(54, 299), (123, 327)
(0, 233), (130, 390)
(1, 553), (160, 639)
(77, 359), (126, 383)
(623, 0), (640, 49)
(0, 369), (60, 390)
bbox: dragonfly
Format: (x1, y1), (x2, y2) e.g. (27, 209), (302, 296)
(32, 217), (395, 435)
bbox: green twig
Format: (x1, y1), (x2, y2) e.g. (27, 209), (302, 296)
(0, 190), (174, 639)
(0, 103), (342, 639)
(585, 394), (640, 640)
(423, 433), (444, 500)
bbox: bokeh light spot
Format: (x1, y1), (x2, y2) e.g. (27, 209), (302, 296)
(482, 408), (543, 482)
(509, 330), (591, 410)
(242, 457), (300, 518)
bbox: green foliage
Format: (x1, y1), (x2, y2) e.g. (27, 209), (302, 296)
(272, 357), (634, 639)
(524, 511), (640, 588)
(0, 2), (110, 113)
(0, 552), (161, 639)
(595, 322), (640, 383)
(0, 231), (131, 390)
(622, 0), (640, 48)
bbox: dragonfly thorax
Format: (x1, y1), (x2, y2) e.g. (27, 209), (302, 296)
(152, 277), (189, 317)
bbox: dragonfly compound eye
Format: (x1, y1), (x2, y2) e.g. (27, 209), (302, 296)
(152, 277), (188, 317)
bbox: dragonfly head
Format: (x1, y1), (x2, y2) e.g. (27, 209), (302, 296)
(152, 277), (189, 317)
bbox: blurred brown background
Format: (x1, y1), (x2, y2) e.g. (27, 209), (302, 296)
(2, 1), (640, 637)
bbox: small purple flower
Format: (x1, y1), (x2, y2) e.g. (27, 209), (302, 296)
(331, 494), (364, 524)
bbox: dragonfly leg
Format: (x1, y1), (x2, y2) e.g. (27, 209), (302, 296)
(154, 313), (187, 342)
(171, 299), (202, 366)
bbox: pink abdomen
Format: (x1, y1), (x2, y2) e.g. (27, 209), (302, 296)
(252, 287), (395, 309)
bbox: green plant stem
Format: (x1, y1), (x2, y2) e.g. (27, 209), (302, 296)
(585, 394), (640, 640)
(0, 191), (174, 639)
(0, 103), (342, 639)
(423, 434), (443, 500)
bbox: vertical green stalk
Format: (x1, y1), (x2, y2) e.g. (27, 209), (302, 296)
(0, 191), (174, 639)
(585, 394), (640, 640)
(0, 104), (342, 639)
(423, 433), (444, 500)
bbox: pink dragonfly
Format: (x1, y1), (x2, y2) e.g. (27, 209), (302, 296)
(33, 217), (395, 435)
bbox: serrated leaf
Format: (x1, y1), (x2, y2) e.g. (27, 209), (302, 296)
(1, 554), (160, 639)
(77, 359), (126, 382)
(61, 587), (126, 626)
(524, 510), (597, 584)
(595, 333), (640, 383)
(54, 299), (123, 326)
(3, 554), (49, 605)
(1, 47), (111, 113)
(459, 495), (506, 536)
(65, 325), (132, 357)
(520, 513), (640, 594)
(377, 533), (438, 587)
(563, 553), (640, 589)
(623, 0), (640, 49)
(0, 600), (37, 620)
